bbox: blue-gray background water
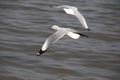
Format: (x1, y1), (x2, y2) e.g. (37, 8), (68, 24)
(0, 0), (120, 80)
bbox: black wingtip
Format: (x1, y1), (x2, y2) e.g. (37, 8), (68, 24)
(87, 28), (90, 31)
(37, 49), (47, 56)
(77, 33), (89, 38)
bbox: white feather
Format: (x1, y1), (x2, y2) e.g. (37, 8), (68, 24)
(63, 8), (75, 15)
(42, 40), (48, 51)
(67, 32), (80, 39)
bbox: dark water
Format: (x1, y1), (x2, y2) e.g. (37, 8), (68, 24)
(0, 0), (120, 80)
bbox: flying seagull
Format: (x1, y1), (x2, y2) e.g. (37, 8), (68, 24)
(53, 5), (89, 30)
(37, 25), (88, 56)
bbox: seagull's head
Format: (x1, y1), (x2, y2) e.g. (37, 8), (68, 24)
(51, 25), (60, 30)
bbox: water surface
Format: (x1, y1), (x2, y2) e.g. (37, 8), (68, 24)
(0, 0), (120, 80)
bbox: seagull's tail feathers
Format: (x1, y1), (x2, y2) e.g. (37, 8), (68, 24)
(37, 49), (48, 56)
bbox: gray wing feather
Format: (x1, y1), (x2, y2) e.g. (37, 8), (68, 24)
(74, 10), (88, 29)
(42, 30), (66, 51)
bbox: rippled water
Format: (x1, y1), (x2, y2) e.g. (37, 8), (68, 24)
(0, 0), (120, 80)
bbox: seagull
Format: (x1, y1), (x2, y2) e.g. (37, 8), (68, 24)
(53, 5), (89, 30)
(37, 25), (88, 56)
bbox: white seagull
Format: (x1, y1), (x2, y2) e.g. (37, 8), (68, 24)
(37, 25), (88, 56)
(54, 5), (89, 30)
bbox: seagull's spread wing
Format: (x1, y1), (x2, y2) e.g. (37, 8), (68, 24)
(37, 30), (66, 56)
(74, 10), (89, 30)
(41, 30), (66, 51)
(54, 5), (89, 30)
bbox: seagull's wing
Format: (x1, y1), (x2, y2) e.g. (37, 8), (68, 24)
(42, 30), (66, 51)
(74, 10), (89, 30)
(63, 8), (75, 15)
(36, 30), (67, 56)
(65, 28), (88, 38)
(67, 32), (80, 39)
(54, 5), (89, 30)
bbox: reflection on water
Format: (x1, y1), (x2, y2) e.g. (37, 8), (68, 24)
(0, 0), (120, 80)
